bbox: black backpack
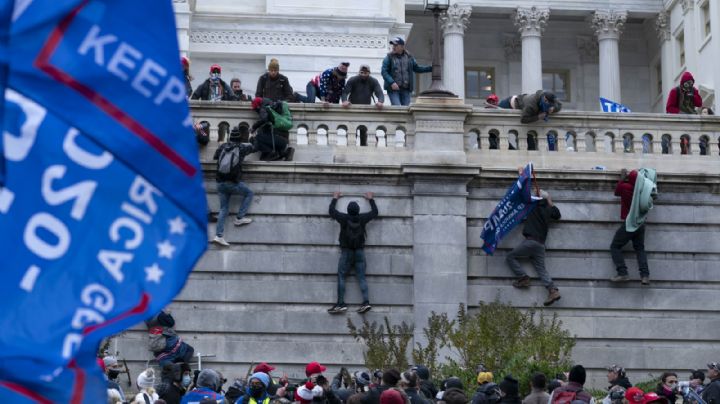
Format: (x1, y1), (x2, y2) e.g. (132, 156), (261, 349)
(345, 219), (365, 249)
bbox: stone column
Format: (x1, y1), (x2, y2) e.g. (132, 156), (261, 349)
(173, 0), (192, 55)
(441, 4), (472, 99)
(656, 10), (674, 106)
(592, 10), (627, 103)
(404, 165), (479, 345)
(712, 0), (720, 111)
(514, 7), (549, 94)
(681, 0), (697, 74)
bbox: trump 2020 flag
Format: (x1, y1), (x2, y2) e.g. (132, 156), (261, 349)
(600, 97), (631, 113)
(480, 164), (538, 255)
(0, 1), (208, 402)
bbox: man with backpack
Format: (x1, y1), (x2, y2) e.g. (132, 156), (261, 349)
(250, 97), (295, 161)
(146, 311), (195, 367)
(328, 191), (379, 314)
(471, 371), (501, 404)
(548, 365), (594, 404)
(212, 126), (256, 247)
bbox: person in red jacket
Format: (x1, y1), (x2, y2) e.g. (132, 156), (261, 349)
(609, 169), (650, 285)
(666, 71), (702, 114)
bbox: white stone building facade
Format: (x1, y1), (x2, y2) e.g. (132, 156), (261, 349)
(174, 0), (720, 113)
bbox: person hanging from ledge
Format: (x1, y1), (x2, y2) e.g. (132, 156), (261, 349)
(498, 91), (562, 123)
(250, 97), (295, 162)
(328, 192), (378, 314)
(505, 167), (562, 307)
(666, 71), (702, 114)
(609, 168), (657, 285)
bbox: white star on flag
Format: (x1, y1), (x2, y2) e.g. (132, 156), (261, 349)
(157, 240), (176, 259)
(168, 216), (186, 235)
(145, 263), (164, 283)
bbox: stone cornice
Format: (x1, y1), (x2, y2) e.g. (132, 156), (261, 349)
(441, 3), (472, 35)
(513, 6), (550, 37)
(656, 10), (671, 41)
(592, 9), (627, 40)
(503, 33), (521, 61)
(189, 30), (387, 49)
(681, 0), (694, 14)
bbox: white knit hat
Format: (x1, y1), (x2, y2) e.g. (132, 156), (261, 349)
(137, 368), (155, 389)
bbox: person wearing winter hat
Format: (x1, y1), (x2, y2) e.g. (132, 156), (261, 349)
(191, 64), (234, 101)
(381, 36), (432, 106)
(103, 355), (126, 402)
(624, 387), (645, 404)
(235, 372), (272, 404)
(135, 368), (160, 403)
(666, 71), (702, 114)
(411, 365), (438, 401)
(296, 62), (350, 105)
(702, 362), (720, 404)
(606, 365), (632, 390)
(256, 58), (294, 102)
(442, 388), (468, 404)
(181, 369), (225, 404)
(548, 365), (594, 404)
(328, 191), (379, 314)
(505, 183), (562, 306)
(211, 123), (256, 247)
(296, 381), (324, 404)
(381, 388), (409, 404)
(181, 56), (193, 98)
(472, 372), (501, 404)
(497, 375), (520, 404)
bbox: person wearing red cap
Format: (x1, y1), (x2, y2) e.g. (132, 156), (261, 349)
(666, 71), (702, 114)
(625, 387), (645, 404)
(191, 64), (234, 101)
(297, 362), (342, 404)
(485, 94), (500, 109)
(380, 389), (408, 404)
(254, 362), (279, 395)
(181, 56), (193, 98)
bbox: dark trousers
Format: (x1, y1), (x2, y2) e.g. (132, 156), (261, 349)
(610, 223), (649, 276)
(336, 248), (369, 305)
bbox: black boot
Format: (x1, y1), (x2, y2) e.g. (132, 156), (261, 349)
(282, 147), (295, 161)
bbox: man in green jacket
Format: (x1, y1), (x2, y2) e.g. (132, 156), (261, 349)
(381, 37), (431, 106)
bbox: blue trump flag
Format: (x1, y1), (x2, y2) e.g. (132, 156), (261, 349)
(0, 1), (207, 402)
(600, 97), (631, 113)
(480, 164), (538, 255)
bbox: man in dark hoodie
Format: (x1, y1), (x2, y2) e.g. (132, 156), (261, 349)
(250, 97), (295, 161)
(609, 169), (650, 285)
(412, 365), (438, 401)
(498, 91), (562, 124)
(399, 371), (430, 404)
(505, 187), (562, 306)
(549, 365), (593, 404)
(328, 191), (379, 314)
(472, 372), (501, 404)
(342, 65), (384, 109)
(158, 363), (189, 404)
(181, 369), (225, 404)
(666, 71), (702, 114)
(362, 369), (400, 404)
(498, 375), (521, 404)
(607, 365), (632, 390)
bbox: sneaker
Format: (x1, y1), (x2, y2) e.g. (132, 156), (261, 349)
(327, 304), (348, 314)
(512, 276), (530, 289)
(609, 274), (630, 282)
(212, 236), (229, 247)
(357, 303), (372, 313)
(640, 276), (650, 285)
(233, 217), (252, 226)
(283, 147), (295, 162)
(543, 289), (561, 306)
(207, 212), (218, 223)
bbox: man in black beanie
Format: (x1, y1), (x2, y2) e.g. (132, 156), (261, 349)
(361, 369), (400, 404)
(548, 365), (593, 404)
(499, 375), (521, 404)
(328, 191), (378, 314)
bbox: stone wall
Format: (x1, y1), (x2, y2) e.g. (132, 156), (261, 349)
(114, 160), (720, 390)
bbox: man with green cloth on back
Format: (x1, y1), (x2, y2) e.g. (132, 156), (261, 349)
(609, 168), (657, 285)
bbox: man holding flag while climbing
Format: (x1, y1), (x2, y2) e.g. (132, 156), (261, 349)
(0, 0), (207, 402)
(480, 164), (562, 306)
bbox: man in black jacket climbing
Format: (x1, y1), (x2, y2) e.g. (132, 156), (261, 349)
(328, 191), (379, 314)
(505, 188), (562, 306)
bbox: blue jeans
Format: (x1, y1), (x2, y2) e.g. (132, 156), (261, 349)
(216, 181), (253, 237)
(387, 89), (411, 106)
(296, 82), (317, 103)
(336, 248), (369, 305)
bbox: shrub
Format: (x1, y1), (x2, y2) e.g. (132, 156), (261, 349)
(347, 317), (413, 372)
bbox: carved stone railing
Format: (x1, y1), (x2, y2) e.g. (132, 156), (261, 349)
(190, 100), (720, 172)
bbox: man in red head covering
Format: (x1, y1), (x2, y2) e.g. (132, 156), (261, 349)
(666, 71), (702, 114)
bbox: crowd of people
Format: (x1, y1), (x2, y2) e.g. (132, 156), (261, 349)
(100, 356), (720, 404)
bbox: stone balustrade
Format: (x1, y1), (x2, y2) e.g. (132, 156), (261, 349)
(191, 100), (720, 172)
